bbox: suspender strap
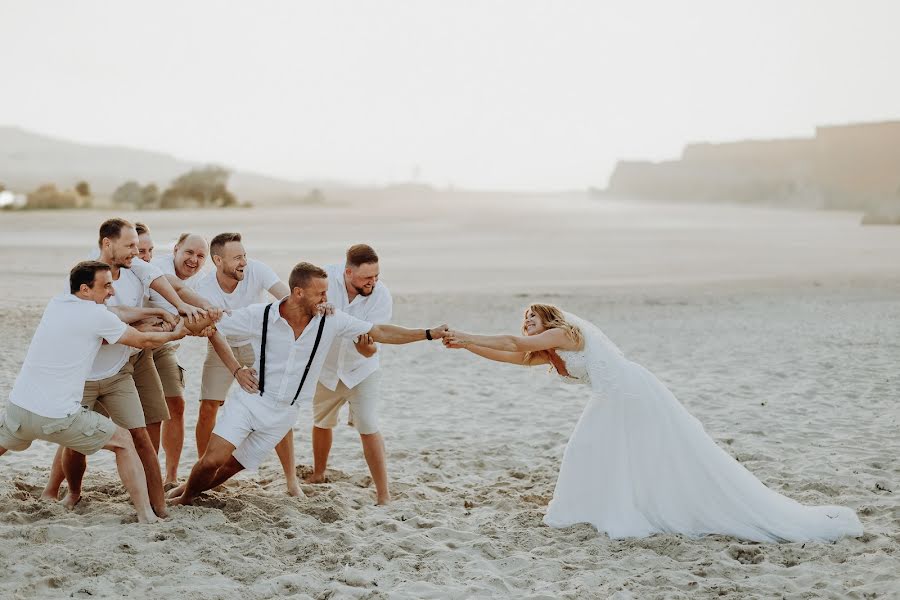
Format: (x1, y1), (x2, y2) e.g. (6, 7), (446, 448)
(292, 314), (327, 405)
(258, 303), (273, 396)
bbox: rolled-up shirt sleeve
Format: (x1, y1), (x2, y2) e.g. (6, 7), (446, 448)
(334, 310), (373, 340)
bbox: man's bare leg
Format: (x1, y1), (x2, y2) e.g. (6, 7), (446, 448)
(172, 434), (242, 505)
(130, 427), (167, 518)
(275, 429), (303, 497)
(41, 446), (66, 500)
(305, 426), (332, 484)
(103, 427), (157, 523)
(360, 431), (391, 505)
(161, 395), (185, 485)
(147, 421), (162, 453)
(0, 446), (7, 457)
(195, 400), (222, 456)
(60, 448), (87, 509)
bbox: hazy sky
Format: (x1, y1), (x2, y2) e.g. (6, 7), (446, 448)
(2, 1), (899, 189)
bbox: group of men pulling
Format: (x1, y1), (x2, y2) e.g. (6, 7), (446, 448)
(0, 218), (446, 522)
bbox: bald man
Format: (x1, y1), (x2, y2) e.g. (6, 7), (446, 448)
(148, 233), (209, 485)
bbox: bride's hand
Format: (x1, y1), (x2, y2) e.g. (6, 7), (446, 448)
(443, 330), (471, 347)
(442, 337), (465, 349)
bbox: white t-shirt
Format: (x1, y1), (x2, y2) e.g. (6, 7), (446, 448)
(88, 258), (163, 380)
(217, 303), (372, 406)
(10, 294), (127, 418)
(318, 263), (393, 390)
(148, 253), (204, 315)
(194, 259), (281, 347)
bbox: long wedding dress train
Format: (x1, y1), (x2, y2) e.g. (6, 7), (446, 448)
(542, 313), (863, 542)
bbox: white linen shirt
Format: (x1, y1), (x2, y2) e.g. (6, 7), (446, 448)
(10, 294), (127, 418)
(87, 258), (163, 380)
(148, 253), (205, 315)
(194, 259), (281, 347)
(216, 302), (373, 406)
(318, 263), (393, 391)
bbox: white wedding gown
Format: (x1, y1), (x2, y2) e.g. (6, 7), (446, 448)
(542, 314), (863, 542)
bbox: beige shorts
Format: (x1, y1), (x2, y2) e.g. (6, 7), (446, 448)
(200, 342), (255, 402)
(84, 350), (169, 429)
(0, 403), (116, 456)
(153, 343), (185, 398)
(312, 372), (382, 435)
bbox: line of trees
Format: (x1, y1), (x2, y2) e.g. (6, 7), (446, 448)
(25, 181), (93, 209)
(13, 165), (240, 210)
(113, 166), (238, 209)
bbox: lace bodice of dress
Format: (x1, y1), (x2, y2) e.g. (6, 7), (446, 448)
(555, 349), (590, 385)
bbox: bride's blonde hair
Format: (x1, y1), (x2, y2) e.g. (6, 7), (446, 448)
(522, 303), (584, 366)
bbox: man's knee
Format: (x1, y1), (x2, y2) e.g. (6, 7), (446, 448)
(166, 396), (185, 417)
(200, 435), (236, 464)
(198, 451), (231, 472)
(106, 426), (135, 449)
(198, 400), (222, 419)
(128, 427), (154, 450)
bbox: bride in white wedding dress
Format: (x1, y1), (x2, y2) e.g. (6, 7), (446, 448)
(443, 304), (863, 543)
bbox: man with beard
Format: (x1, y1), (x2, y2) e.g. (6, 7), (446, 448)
(148, 233), (209, 485)
(168, 262), (447, 506)
(193, 232), (303, 495)
(303, 244), (395, 504)
(41, 219), (213, 518)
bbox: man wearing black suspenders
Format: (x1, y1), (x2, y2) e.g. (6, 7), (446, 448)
(169, 262), (448, 506)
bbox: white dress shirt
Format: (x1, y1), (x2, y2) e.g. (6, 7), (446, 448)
(216, 301), (373, 406)
(318, 263), (393, 391)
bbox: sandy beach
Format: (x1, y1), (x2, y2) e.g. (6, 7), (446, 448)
(1, 195), (898, 599)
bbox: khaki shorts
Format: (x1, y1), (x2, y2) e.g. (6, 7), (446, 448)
(153, 343), (185, 398)
(0, 403), (116, 456)
(84, 350), (169, 429)
(200, 343), (255, 402)
(312, 372), (382, 435)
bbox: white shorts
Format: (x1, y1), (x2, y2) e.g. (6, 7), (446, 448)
(312, 372), (381, 435)
(212, 392), (297, 470)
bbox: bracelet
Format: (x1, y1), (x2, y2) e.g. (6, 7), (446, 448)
(232, 365), (243, 378)
(425, 329), (432, 341)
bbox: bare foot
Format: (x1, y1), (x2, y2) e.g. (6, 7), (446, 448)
(286, 477), (306, 498)
(137, 511), (160, 524)
(166, 483), (187, 499)
(376, 493), (391, 506)
(61, 492), (81, 510)
(152, 503), (169, 519)
(304, 472), (327, 484)
(40, 490), (59, 502)
(163, 479), (179, 491)
(171, 494), (194, 507)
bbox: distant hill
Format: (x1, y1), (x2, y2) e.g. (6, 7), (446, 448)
(0, 126), (333, 204)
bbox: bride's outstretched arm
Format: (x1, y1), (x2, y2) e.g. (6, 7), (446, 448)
(445, 328), (575, 353)
(443, 339), (543, 365)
